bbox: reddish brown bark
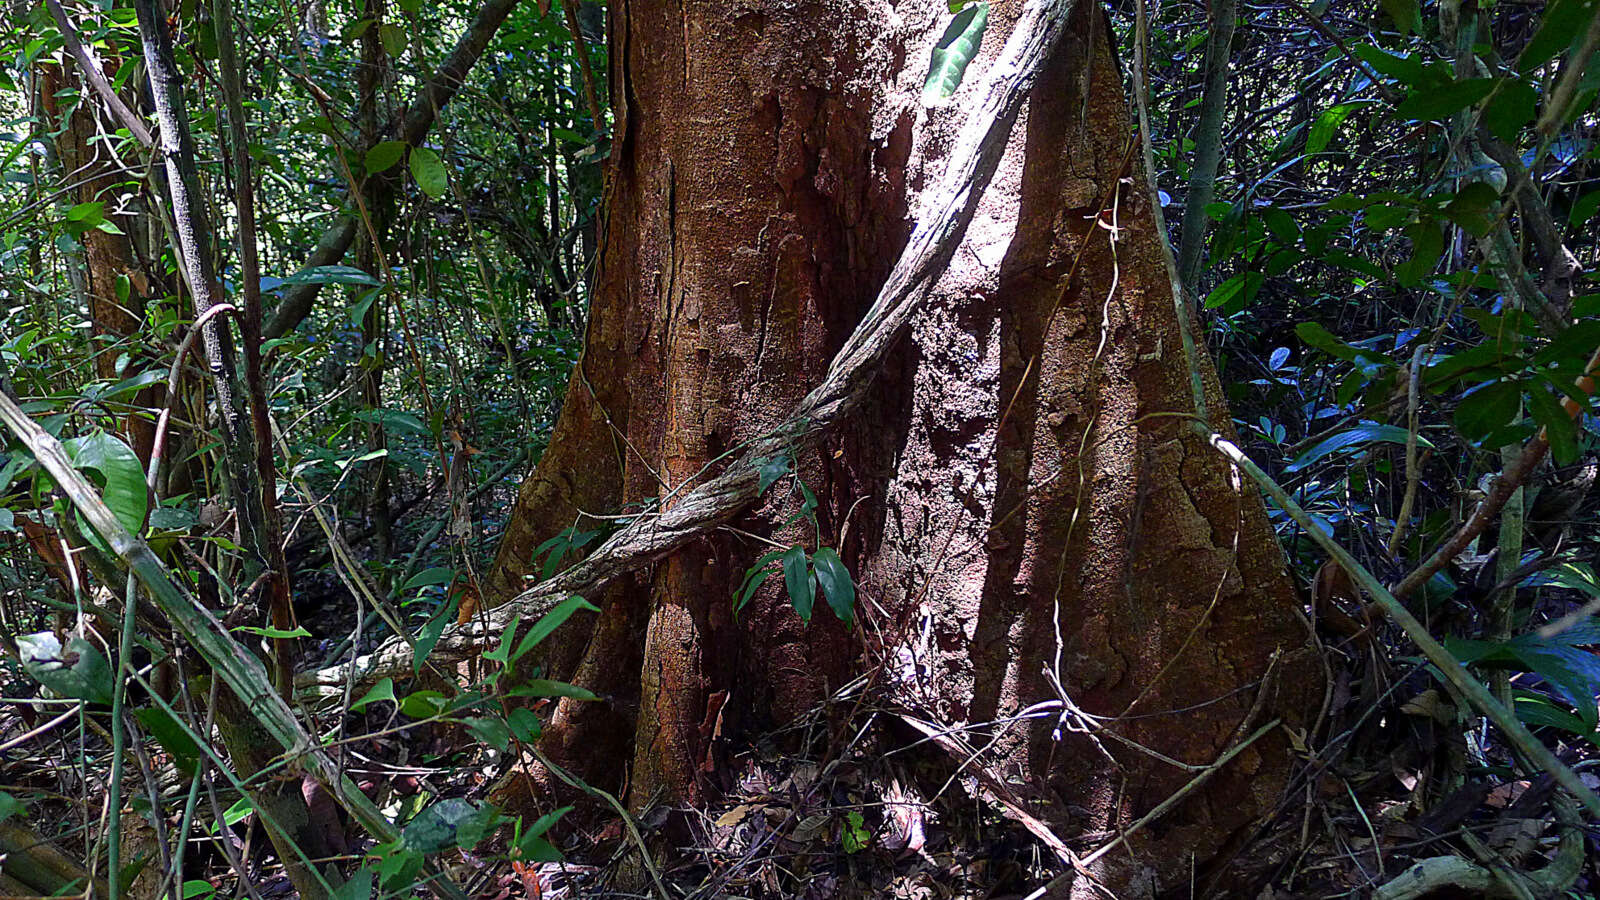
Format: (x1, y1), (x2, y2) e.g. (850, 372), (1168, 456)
(485, 0), (1317, 893)
(39, 62), (146, 380)
(39, 57), (161, 465)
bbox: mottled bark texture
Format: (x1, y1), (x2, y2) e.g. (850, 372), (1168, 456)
(483, 0), (1317, 893)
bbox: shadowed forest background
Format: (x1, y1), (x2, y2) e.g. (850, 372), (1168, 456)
(4, 0), (1600, 897)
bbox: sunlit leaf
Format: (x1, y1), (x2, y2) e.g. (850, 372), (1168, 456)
(922, 3), (988, 106)
(410, 147), (448, 200)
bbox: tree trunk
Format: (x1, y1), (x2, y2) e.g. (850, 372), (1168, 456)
(484, 0), (1318, 893)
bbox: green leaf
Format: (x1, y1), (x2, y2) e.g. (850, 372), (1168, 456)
(1518, 0), (1599, 73)
(507, 707), (542, 743)
(756, 454), (792, 495)
(265, 265), (382, 291)
(1202, 271), (1264, 312)
(0, 792), (22, 825)
(398, 689), (446, 719)
(1396, 78), (1495, 122)
(1352, 44), (1426, 86)
(505, 595), (599, 665)
(1513, 692), (1597, 742)
(922, 2), (988, 106)
(782, 545), (814, 622)
(810, 547), (855, 625)
(379, 23), (407, 57)
(364, 140), (407, 175)
(461, 716), (510, 753)
(401, 798), (495, 853)
(222, 797), (253, 826)
(842, 810), (868, 853)
(233, 624), (313, 639)
(133, 707), (202, 774)
(63, 430), (148, 538)
(1527, 380), (1579, 464)
(399, 566), (456, 593)
(1443, 182), (1501, 238)
(181, 880), (215, 900)
(1569, 190), (1600, 227)
(330, 867), (371, 900)
(735, 567), (777, 617)
(409, 147), (448, 200)
(506, 679), (600, 701)
(66, 201), (105, 223)
(1396, 219), (1444, 285)
(1484, 79), (1538, 143)
(1454, 380), (1522, 442)
(1285, 423), (1434, 473)
(17, 633), (113, 705)
(412, 597), (457, 674)
(522, 806), (571, 842)
(351, 677), (397, 711)
(1378, 0), (1420, 34)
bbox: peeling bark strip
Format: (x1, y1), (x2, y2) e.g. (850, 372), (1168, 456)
(302, 0), (1080, 690)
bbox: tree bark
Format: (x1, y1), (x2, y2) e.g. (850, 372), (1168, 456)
(482, 0), (1317, 893)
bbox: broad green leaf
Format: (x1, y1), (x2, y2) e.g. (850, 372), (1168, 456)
(1202, 271), (1264, 312)
(379, 23), (407, 57)
(507, 707), (542, 743)
(1396, 219), (1444, 285)
(1379, 0), (1420, 33)
(922, 3), (988, 106)
(330, 868), (372, 900)
(1442, 182), (1500, 238)
(351, 677), (397, 711)
(133, 707), (202, 774)
(409, 147), (448, 200)
(1454, 380), (1522, 441)
(181, 880), (215, 900)
(1285, 423), (1434, 473)
(522, 806), (571, 841)
(1569, 190), (1600, 227)
(1484, 79), (1538, 143)
(1396, 78), (1495, 122)
(810, 547), (855, 625)
(364, 140), (407, 175)
(63, 430), (148, 537)
(66, 201), (104, 223)
(782, 545), (814, 622)
(736, 568), (777, 616)
(1296, 322), (1362, 362)
(223, 797), (253, 826)
(1527, 380), (1579, 464)
(1518, 0), (1599, 73)
(461, 716), (510, 752)
(398, 689), (446, 719)
(756, 454), (792, 494)
(401, 798), (494, 853)
(17, 632), (114, 705)
(1514, 692), (1597, 743)
(0, 793), (21, 825)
